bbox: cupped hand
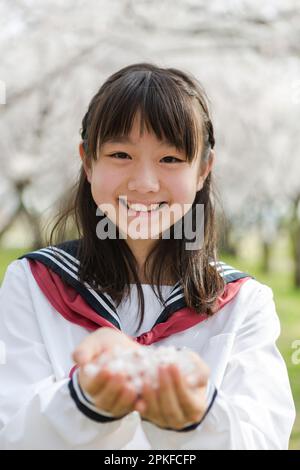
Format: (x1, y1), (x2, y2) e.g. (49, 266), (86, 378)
(133, 352), (210, 430)
(78, 366), (139, 418)
(72, 327), (140, 418)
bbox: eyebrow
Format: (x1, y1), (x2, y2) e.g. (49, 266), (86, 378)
(105, 136), (175, 147)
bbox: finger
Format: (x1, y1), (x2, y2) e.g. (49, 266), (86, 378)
(169, 365), (206, 422)
(110, 384), (138, 417)
(93, 373), (128, 412)
(188, 352), (210, 386)
(80, 367), (112, 396)
(72, 329), (116, 365)
(135, 381), (160, 418)
(157, 366), (186, 428)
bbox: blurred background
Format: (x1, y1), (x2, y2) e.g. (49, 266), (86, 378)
(0, 0), (299, 449)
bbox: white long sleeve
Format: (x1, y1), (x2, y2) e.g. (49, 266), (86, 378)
(0, 261), (143, 450)
(141, 284), (296, 449)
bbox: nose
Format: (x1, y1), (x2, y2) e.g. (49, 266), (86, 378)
(127, 161), (160, 193)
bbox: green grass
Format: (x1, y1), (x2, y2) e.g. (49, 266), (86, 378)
(0, 247), (30, 281)
(0, 240), (299, 449)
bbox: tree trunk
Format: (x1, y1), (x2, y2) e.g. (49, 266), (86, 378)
(261, 240), (271, 273)
(0, 181), (44, 250)
(218, 215), (237, 257)
(295, 230), (300, 287)
(289, 194), (300, 288)
(291, 221), (300, 288)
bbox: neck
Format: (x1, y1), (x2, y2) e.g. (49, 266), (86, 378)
(124, 238), (178, 286)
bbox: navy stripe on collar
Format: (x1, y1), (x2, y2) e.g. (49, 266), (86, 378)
(19, 243), (121, 329)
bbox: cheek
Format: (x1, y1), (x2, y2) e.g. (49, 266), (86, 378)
(90, 168), (122, 204)
(174, 184), (193, 201)
(170, 173), (198, 203)
(167, 172), (199, 223)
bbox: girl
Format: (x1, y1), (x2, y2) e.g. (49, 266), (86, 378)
(0, 63), (295, 450)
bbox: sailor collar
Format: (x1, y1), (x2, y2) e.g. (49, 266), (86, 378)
(19, 239), (252, 333)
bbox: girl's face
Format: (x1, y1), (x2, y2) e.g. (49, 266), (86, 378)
(80, 113), (213, 248)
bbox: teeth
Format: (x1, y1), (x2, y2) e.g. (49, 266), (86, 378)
(128, 203), (160, 212)
(119, 198), (166, 212)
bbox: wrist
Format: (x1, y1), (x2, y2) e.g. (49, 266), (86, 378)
(68, 368), (121, 422)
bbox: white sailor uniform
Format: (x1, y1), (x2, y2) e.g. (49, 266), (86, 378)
(0, 241), (296, 449)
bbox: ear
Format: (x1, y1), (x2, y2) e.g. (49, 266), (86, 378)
(79, 142), (92, 183)
(196, 149), (215, 192)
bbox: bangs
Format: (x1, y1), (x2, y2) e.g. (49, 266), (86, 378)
(86, 70), (202, 162)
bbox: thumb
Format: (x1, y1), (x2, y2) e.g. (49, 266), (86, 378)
(72, 330), (110, 366)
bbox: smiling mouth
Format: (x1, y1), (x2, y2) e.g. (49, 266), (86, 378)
(118, 198), (168, 215)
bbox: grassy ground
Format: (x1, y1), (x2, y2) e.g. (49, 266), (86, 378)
(0, 240), (299, 449)
(0, 247), (29, 281)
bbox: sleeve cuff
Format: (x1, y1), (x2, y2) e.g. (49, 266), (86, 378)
(68, 368), (122, 423)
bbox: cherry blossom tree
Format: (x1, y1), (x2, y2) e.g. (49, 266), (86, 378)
(1, 0), (299, 283)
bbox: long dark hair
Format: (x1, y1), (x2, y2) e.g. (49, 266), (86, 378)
(50, 63), (225, 334)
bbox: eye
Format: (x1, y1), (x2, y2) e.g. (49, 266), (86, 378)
(108, 152), (131, 160)
(161, 156), (184, 163)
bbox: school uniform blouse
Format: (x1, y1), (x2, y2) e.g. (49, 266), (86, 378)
(0, 248), (296, 450)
